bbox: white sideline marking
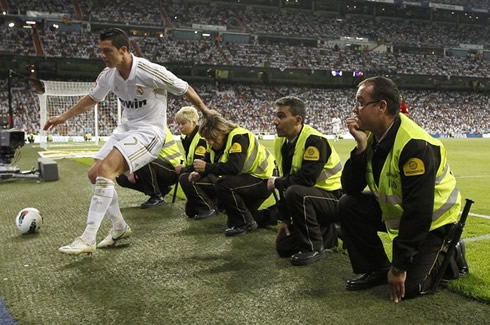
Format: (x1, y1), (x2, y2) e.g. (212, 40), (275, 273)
(38, 151), (97, 159)
(469, 212), (490, 220)
(464, 234), (490, 243)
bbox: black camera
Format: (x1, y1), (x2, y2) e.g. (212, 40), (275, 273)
(0, 129), (25, 165)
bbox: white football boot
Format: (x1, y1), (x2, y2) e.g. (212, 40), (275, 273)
(59, 237), (96, 256)
(97, 225), (132, 248)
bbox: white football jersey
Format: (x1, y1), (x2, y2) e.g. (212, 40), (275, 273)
(332, 117), (341, 132)
(89, 54), (188, 138)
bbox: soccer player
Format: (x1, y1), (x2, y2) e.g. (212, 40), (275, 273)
(331, 113), (342, 141)
(43, 28), (211, 255)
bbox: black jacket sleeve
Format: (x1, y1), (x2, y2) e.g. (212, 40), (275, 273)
(204, 134), (249, 176)
(392, 139), (439, 270)
(341, 148), (368, 194)
(274, 135), (329, 191)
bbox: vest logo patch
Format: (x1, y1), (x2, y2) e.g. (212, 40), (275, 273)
(303, 146), (320, 161)
(403, 158), (425, 176)
(195, 145), (206, 156)
(229, 142), (242, 153)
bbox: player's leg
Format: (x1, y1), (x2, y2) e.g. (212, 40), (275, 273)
(98, 129), (163, 247)
(96, 148), (133, 247)
(59, 130), (163, 255)
(59, 149), (128, 255)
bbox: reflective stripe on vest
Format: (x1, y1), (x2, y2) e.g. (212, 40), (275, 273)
(385, 185), (460, 230)
(366, 114), (460, 238)
(435, 162), (449, 185)
(242, 136), (259, 173)
(211, 128), (273, 178)
(158, 128), (182, 167)
(186, 131), (204, 166)
(316, 161), (343, 183)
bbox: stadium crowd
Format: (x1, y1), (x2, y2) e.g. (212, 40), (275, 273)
(167, 83), (489, 136)
(12, 30), (482, 78)
(0, 25), (35, 56)
(2, 0), (488, 79)
(1, 0), (488, 137)
(2, 80), (487, 137)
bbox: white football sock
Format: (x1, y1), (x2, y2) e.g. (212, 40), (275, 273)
(105, 188), (127, 231)
(81, 176), (114, 243)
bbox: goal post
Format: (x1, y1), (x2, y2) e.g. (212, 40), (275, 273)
(38, 80), (121, 149)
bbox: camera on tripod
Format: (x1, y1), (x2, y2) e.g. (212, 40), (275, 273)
(0, 129), (25, 165)
(0, 129), (58, 181)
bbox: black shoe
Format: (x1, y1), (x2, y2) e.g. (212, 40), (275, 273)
(225, 221), (258, 237)
(290, 249), (326, 266)
(455, 240), (469, 276)
(345, 269), (389, 291)
(194, 209), (218, 220)
(141, 195), (165, 209)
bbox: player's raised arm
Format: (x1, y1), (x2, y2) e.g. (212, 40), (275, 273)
(43, 95), (98, 131)
(184, 85), (216, 116)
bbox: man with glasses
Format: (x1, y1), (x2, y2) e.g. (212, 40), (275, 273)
(339, 76), (466, 302)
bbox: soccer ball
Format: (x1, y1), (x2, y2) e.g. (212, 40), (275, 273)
(15, 208), (43, 234)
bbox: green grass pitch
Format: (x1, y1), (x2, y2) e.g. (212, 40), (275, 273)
(0, 139), (489, 324)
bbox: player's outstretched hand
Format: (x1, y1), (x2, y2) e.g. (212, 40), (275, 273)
(43, 116), (65, 131)
(203, 108), (219, 116)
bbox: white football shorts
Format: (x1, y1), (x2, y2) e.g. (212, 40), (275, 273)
(95, 128), (164, 174)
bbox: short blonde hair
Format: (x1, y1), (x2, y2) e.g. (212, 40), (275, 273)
(175, 106), (199, 124)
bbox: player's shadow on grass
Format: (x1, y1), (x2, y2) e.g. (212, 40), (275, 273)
(59, 243), (132, 271)
(98, 243), (131, 250)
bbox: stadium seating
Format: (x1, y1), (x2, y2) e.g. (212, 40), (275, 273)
(1, 1), (488, 136)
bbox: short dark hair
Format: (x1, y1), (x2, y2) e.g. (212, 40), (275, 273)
(273, 96), (306, 123)
(100, 28), (130, 50)
(359, 76), (400, 115)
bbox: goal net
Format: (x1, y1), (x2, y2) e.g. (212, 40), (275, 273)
(37, 80), (121, 149)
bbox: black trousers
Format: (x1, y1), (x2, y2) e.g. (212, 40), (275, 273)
(116, 158), (177, 198)
(179, 173), (218, 218)
(180, 173), (271, 227)
(339, 192), (452, 298)
(276, 185), (341, 254)
(276, 223), (338, 258)
(215, 174), (271, 227)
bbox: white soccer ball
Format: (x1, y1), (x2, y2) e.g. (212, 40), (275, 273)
(16, 208), (43, 234)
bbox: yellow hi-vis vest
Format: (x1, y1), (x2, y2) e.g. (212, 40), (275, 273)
(208, 127), (274, 179)
(273, 124), (342, 191)
(158, 128), (183, 167)
(366, 114), (461, 240)
(185, 131), (206, 166)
